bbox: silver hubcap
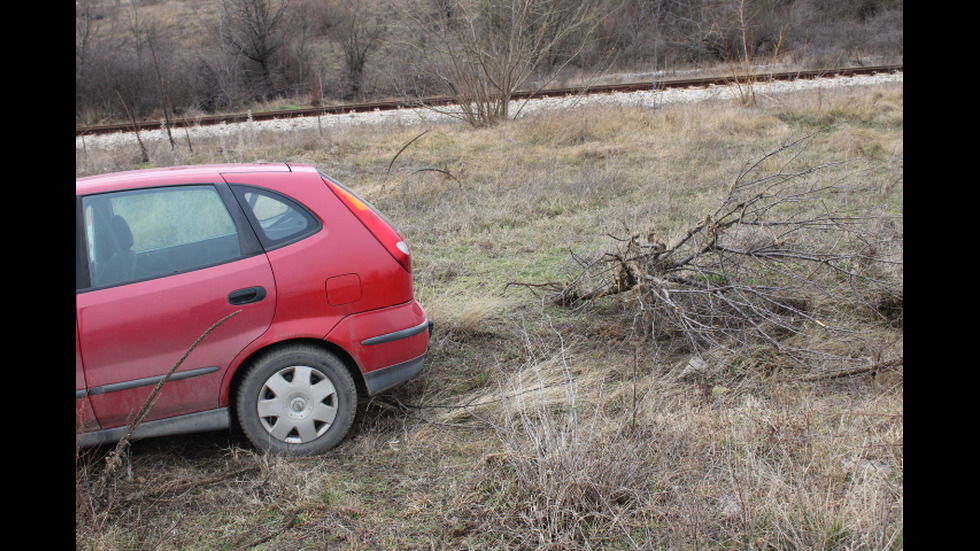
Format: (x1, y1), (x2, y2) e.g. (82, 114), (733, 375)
(257, 365), (338, 444)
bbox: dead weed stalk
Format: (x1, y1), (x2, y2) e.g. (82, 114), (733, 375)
(76, 311), (241, 548)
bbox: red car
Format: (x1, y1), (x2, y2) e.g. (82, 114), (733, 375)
(76, 163), (430, 455)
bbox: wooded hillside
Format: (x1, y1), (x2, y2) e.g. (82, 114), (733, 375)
(76, 0), (903, 124)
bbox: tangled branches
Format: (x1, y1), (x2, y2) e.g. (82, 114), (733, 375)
(513, 132), (903, 370)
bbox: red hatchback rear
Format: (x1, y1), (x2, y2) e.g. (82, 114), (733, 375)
(75, 163), (430, 455)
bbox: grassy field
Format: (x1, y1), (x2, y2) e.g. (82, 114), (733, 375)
(76, 81), (903, 550)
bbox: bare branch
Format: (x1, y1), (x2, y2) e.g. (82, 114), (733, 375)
(511, 131), (903, 371)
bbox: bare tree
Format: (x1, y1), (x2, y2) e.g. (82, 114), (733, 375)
(76, 1), (113, 121)
(77, 0), (187, 124)
(75, 2), (104, 95)
(403, 0), (610, 127)
(218, 0), (291, 99)
(323, 0), (385, 98)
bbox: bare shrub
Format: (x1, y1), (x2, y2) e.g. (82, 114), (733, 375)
(400, 0), (610, 127)
(435, 326), (662, 548)
(488, 409), (656, 547)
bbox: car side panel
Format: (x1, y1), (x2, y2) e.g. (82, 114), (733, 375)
(215, 169), (418, 402)
(223, 169), (414, 313)
(77, 256), (276, 429)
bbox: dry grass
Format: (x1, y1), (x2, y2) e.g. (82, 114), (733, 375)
(76, 82), (902, 550)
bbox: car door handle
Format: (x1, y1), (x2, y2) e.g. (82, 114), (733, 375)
(227, 286), (267, 305)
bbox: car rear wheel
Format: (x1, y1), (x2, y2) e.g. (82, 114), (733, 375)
(236, 345), (356, 455)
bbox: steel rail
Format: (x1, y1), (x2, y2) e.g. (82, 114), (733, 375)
(75, 64), (902, 137)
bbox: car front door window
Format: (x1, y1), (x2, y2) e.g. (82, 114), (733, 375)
(83, 185), (242, 288)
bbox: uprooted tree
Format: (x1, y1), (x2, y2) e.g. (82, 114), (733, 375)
(511, 131), (903, 375)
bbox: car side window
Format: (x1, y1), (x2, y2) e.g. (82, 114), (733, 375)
(232, 185), (320, 249)
(82, 185), (243, 288)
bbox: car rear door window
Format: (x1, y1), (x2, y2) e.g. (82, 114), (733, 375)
(82, 185), (244, 288)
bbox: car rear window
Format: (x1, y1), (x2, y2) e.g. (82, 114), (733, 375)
(231, 185), (321, 249)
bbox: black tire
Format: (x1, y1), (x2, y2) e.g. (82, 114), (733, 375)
(236, 345), (357, 456)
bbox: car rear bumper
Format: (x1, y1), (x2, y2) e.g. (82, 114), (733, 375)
(362, 353), (426, 395)
(325, 301), (431, 393)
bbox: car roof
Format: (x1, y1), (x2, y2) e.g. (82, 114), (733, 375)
(76, 163), (315, 195)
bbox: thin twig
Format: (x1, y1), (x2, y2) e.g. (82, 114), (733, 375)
(408, 167), (462, 188)
(803, 357), (903, 381)
(384, 129), (429, 183)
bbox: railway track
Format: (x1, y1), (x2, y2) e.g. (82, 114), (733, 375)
(75, 64), (902, 137)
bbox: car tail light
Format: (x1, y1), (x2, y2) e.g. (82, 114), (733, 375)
(322, 176), (412, 272)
